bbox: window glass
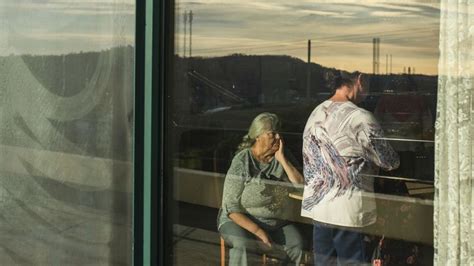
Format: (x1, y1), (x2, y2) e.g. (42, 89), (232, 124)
(169, 0), (438, 264)
(0, 1), (135, 264)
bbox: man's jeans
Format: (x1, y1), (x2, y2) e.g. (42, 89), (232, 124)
(313, 221), (368, 265)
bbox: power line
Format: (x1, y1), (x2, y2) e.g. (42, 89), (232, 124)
(193, 26), (436, 53)
(194, 31), (435, 56)
(193, 27), (435, 52)
(191, 27), (436, 55)
(193, 40), (306, 53)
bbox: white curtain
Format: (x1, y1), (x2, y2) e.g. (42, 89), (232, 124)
(434, 0), (474, 264)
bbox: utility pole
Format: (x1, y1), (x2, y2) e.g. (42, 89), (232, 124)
(307, 39), (311, 99)
(390, 54), (392, 74)
(376, 38), (380, 74)
(189, 10), (193, 58)
(386, 54), (388, 75)
(183, 11), (188, 58)
(372, 38), (380, 74)
(373, 38), (376, 74)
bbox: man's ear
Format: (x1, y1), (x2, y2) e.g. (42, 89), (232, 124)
(357, 74), (363, 86)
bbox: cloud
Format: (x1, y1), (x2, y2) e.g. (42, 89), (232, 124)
(177, 0), (440, 74)
(1, 0), (441, 74)
(370, 11), (418, 17)
(1, 1), (134, 15)
(298, 9), (355, 18)
(1, 0), (135, 55)
(246, 2), (288, 11)
(25, 32), (133, 42)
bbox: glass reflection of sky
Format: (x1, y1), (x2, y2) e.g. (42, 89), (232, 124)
(1, 0), (440, 74)
(0, 0), (135, 56)
(176, 0), (440, 75)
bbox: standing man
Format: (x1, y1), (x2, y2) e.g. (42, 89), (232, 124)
(301, 71), (399, 265)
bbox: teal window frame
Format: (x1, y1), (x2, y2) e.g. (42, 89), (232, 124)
(134, 0), (172, 265)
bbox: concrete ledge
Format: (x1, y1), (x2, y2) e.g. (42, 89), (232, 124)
(174, 167), (433, 245)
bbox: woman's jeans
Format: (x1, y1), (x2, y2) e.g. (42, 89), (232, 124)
(313, 221), (368, 266)
(219, 221), (303, 266)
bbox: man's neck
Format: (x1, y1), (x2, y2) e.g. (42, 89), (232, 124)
(330, 86), (355, 103)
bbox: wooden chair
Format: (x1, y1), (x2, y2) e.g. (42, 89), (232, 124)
(220, 237), (226, 266)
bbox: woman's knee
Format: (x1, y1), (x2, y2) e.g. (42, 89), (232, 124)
(219, 222), (255, 249)
(226, 235), (254, 249)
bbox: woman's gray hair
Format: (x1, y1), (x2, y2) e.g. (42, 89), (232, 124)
(237, 112), (281, 152)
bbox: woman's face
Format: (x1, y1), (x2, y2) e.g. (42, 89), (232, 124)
(255, 126), (280, 154)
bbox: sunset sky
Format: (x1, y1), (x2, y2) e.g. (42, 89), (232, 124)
(176, 0), (441, 75)
(0, 0), (440, 75)
(0, 0), (135, 55)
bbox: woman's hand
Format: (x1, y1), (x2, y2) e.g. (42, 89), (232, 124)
(274, 134), (304, 184)
(228, 212), (272, 248)
(254, 228), (272, 248)
(274, 136), (286, 164)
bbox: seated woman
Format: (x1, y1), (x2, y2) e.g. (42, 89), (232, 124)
(217, 112), (304, 266)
